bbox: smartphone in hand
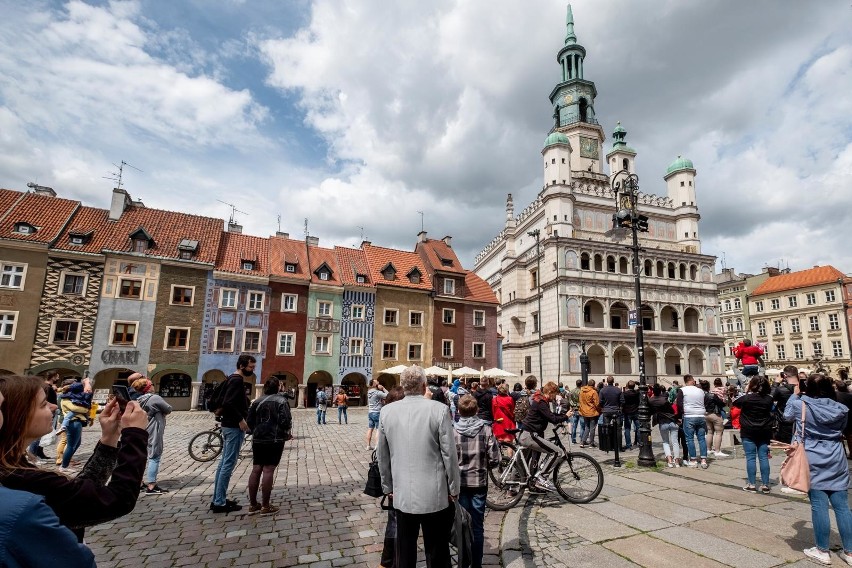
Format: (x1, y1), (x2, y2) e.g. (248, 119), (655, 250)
(112, 384), (131, 413)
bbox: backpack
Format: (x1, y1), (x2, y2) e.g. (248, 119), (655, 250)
(514, 394), (530, 423)
(207, 379), (230, 416)
(667, 387), (678, 404)
(316, 389), (328, 407)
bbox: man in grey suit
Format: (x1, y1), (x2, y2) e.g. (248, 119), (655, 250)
(377, 365), (460, 567)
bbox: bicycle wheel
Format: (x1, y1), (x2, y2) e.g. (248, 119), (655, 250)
(553, 452), (603, 504)
(486, 443), (526, 511)
(188, 430), (224, 462)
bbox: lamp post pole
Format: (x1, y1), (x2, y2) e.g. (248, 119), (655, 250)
(528, 229), (543, 382)
(612, 170), (656, 467)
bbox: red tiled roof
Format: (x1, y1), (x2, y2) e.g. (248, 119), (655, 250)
(0, 189), (24, 218)
(268, 236), (310, 281)
(416, 238), (466, 275)
(464, 272), (498, 304)
(54, 204), (223, 264)
(307, 245), (343, 285)
(363, 244), (432, 291)
(751, 265), (845, 296)
(216, 231), (269, 275)
(335, 246), (373, 287)
(0, 192), (79, 244)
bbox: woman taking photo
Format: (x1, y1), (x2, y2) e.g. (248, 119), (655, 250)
(732, 376), (774, 493)
(784, 373), (852, 565)
(0, 375), (148, 541)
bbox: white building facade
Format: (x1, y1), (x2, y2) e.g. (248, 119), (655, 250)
(474, 7), (723, 384)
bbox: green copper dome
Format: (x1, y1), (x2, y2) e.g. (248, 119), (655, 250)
(666, 155), (694, 175)
(544, 131), (570, 148)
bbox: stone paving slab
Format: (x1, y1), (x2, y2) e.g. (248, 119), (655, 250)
(685, 482), (787, 507)
(649, 526), (784, 568)
(578, 500), (673, 532)
(646, 488), (752, 515)
(603, 534), (729, 568)
(688, 517), (813, 564)
(538, 504), (639, 543)
(547, 543), (640, 567)
(606, 493), (716, 525)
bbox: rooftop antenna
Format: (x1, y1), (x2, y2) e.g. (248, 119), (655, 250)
(417, 211), (424, 233)
(720, 252), (727, 270)
(304, 218), (309, 238)
(103, 160), (142, 190)
(277, 214), (281, 233)
(216, 199), (249, 226)
(357, 226), (365, 242)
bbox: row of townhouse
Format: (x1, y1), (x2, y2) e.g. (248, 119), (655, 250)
(0, 186), (498, 409)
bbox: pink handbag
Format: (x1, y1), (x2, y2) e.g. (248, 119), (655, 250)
(771, 402), (810, 493)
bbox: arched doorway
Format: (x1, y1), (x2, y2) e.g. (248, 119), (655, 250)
(610, 302), (629, 330)
(36, 367), (82, 383)
(688, 349), (705, 376)
(643, 347), (659, 378)
(93, 368), (134, 388)
(587, 345), (606, 375)
(665, 348), (682, 376)
(152, 371), (192, 411)
(613, 346), (633, 375)
(583, 300), (604, 328)
(660, 306), (679, 332)
(307, 370), (333, 407)
(341, 372), (367, 406)
(270, 371), (299, 407)
(199, 370), (227, 410)
(683, 308), (700, 333)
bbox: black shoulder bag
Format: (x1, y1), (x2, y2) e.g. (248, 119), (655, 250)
(364, 450), (384, 498)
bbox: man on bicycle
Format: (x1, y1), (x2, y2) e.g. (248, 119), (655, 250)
(518, 381), (571, 491)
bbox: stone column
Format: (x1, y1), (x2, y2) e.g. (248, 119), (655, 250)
(189, 382), (202, 411)
(254, 383), (263, 401)
(298, 384), (307, 408)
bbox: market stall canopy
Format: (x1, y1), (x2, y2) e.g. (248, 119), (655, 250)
(483, 367), (517, 378)
(423, 365), (450, 376)
(379, 364), (408, 375)
(452, 366), (481, 378)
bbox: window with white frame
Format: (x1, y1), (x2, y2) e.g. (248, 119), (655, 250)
(118, 278), (142, 299)
(725, 320), (733, 333)
(281, 294), (297, 312)
(833, 340), (843, 357)
(809, 315), (820, 331)
(319, 271), (329, 281)
(757, 322), (766, 336)
(285, 263), (296, 273)
(806, 292), (816, 305)
(409, 310), (423, 327)
(736, 318), (744, 331)
(442, 339), (453, 358)
(444, 278), (455, 295)
(407, 343), (422, 361)
(219, 288), (238, 309)
(794, 343), (804, 359)
(384, 309), (398, 325)
(473, 310), (485, 327)
(214, 328), (234, 351)
(60, 273), (86, 296)
(0, 263), (26, 289)
(170, 285), (194, 306)
(349, 338), (364, 356)
(52, 319), (80, 344)
(165, 327), (190, 350)
(351, 304), (365, 320)
(788, 295), (798, 308)
(110, 321), (138, 346)
(276, 332), (295, 355)
(317, 300), (332, 317)
(723, 300), (731, 312)
(243, 329), (261, 352)
(826, 290), (836, 302)
(791, 318), (801, 333)
(381, 342), (397, 359)
(442, 308), (455, 325)
(472, 342), (485, 359)
(813, 341), (823, 357)
(314, 335), (331, 355)
(755, 301), (764, 312)
(247, 291), (265, 311)
(829, 313), (840, 331)
(777, 344), (786, 360)
(734, 298), (741, 310)
(771, 298), (780, 310)
(773, 320), (783, 335)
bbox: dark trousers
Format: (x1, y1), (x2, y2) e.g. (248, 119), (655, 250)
(458, 487), (486, 568)
(395, 505), (453, 568)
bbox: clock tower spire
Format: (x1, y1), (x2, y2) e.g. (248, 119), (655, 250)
(546, 4), (605, 175)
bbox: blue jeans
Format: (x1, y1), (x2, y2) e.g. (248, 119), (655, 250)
(809, 488), (852, 553)
(61, 419), (83, 468)
(570, 412), (582, 443)
(623, 413), (639, 448)
(144, 455), (161, 485)
(316, 406), (327, 424)
(682, 417), (708, 460)
(338, 406), (348, 424)
(458, 488), (486, 568)
(741, 437), (770, 487)
(212, 427), (244, 506)
(659, 422), (681, 459)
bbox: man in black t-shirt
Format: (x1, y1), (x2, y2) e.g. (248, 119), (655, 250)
(621, 381), (640, 450)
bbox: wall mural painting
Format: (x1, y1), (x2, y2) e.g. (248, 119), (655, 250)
(566, 298), (580, 328)
(709, 347), (722, 375)
(568, 343), (580, 373)
(564, 250), (578, 270)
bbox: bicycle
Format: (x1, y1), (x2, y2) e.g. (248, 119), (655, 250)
(486, 424), (603, 510)
(188, 422), (253, 462)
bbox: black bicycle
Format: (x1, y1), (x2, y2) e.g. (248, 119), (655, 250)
(486, 424), (603, 510)
(188, 422), (253, 462)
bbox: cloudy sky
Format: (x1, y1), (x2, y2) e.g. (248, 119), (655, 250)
(1, 0), (850, 276)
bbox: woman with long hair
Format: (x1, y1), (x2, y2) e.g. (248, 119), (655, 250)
(732, 376), (774, 493)
(785, 373), (852, 565)
(491, 383), (516, 443)
(0, 375), (148, 541)
(246, 377), (292, 515)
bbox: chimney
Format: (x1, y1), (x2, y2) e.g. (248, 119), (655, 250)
(441, 235), (452, 247)
(764, 267), (780, 276)
(26, 182), (56, 197)
(134, 198), (145, 208)
(360, 240), (371, 247)
(227, 222), (243, 234)
(109, 188), (131, 221)
(306, 236), (319, 247)
(418, 231), (428, 243)
(276, 231), (289, 239)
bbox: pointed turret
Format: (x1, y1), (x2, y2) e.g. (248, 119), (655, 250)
(606, 121), (637, 174)
(565, 5), (577, 45)
(505, 193), (515, 228)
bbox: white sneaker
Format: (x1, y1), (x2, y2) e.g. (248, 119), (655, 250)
(687, 460), (698, 468)
(803, 547), (832, 565)
(534, 474), (556, 492)
(840, 550), (852, 566)
(781, 486), (806, 495)
(714, 451), (730, 457)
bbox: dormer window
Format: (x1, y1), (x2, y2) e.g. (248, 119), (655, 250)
(14, 222), (36, 235)
(382, 263), (397, 281)
(443, 278), (455, 295)
(132, 239), (147, 253)
(177, 239), (198, 261)
(242, 260), (256, 271)
(319, 272), (329, 281)
(407, 268), (422, 284)
(440, 258), (453, 267)
(128, 228), (154, 253)
(285, 263), (296, 273)
(313, 262), (333, 282)
(356, 275), (366, 284)
(68, 231), (92, 246)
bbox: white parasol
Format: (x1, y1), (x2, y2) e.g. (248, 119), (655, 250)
(379, 364), (408, 375)
(452, 366), (481, 378)
(483, 367), (517, 378)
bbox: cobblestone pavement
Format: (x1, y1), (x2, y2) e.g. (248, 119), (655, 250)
(56, 408), (505, 568)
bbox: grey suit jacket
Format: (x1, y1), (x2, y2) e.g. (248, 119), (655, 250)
(376, 395), (460, 514)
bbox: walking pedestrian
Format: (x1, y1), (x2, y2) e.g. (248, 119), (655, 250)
(579, 380), (599, 448)
(210, 355), (254, 514)
(732, 376), (774, 493)
(676, 375), (709, 468)
(129, 374), (173, 495)
(246, 377), (292, 515)
(316, 386), (328, 425)
(700, 379), (727, 458)
(334, 387), (348, 424)
(649, 384), (681, 467)
(621, 381), (640, 450)
(366, 379), (387, 450)
(568, 379), (583, 444)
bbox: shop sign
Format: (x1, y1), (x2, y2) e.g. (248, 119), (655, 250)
(100, 350), (140, 365)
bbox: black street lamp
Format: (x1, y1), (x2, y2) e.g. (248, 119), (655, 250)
(528, 229), (544, 382)
(610, 170), (656, 467)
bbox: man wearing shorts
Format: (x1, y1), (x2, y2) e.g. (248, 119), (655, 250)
(366, 380), (387, 450)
